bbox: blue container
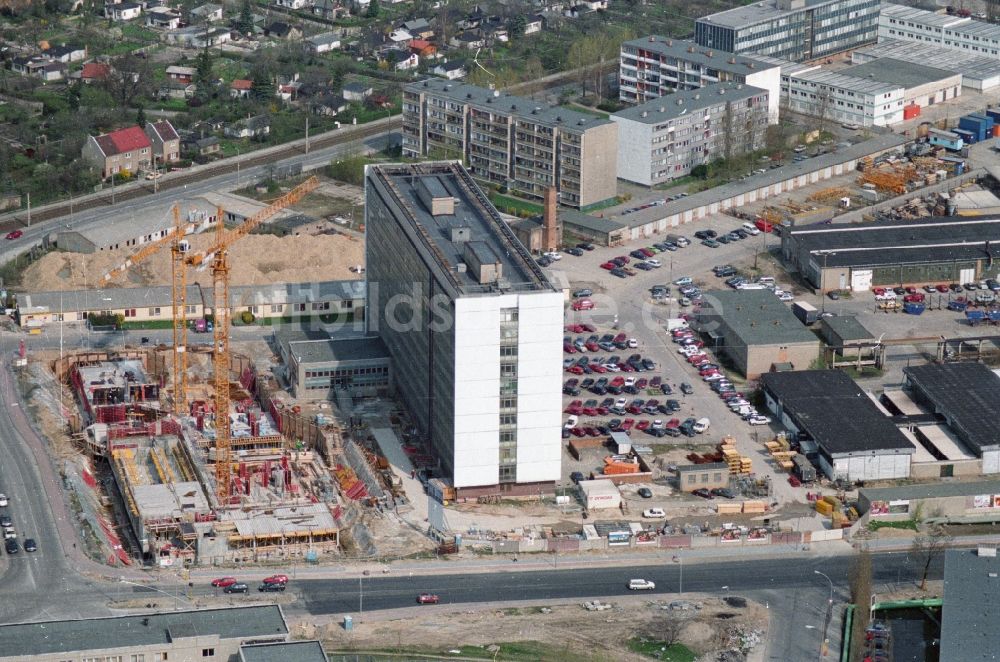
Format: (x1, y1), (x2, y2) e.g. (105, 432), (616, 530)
(969, 114), (993, 140)
(960, 115), (990, 141)
(954, 128), (977, 144)
(986, 108), (1000, 124)
(956, 160), (965, 175)
(344, 615), (354, 631)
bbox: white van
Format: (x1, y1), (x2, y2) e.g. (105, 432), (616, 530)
(692, 418), (711, 434)
(742, 222), (761, 236)
(736, 282), (767, 290)
(628, 579), (656, 590)
(758, 276), (776, 286)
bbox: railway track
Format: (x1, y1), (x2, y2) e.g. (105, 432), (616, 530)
(1, 118), (398, 231)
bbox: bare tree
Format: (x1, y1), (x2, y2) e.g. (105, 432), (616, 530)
(912, 524), (952, 591)
(658, 615), (684, 648)
(102, 52), (153, 113)
(849, 547), (873, 662)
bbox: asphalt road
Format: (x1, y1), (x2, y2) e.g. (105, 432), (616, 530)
(0, 128), (397, 267)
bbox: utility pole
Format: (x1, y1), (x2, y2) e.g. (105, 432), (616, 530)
(305, 116), (310, 154)
(26, 192), (30, 227)
(111, 172), (116, 205)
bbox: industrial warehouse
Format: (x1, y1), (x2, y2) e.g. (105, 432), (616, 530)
(781, 216), (1000, 292)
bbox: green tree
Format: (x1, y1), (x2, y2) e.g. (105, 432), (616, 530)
(135, 103), (146, 127)
(194, 47), (214, 100)
(235, 0), (254, 35)
(64, 85), (81, 112)
(507, 14), (526, 39)
(366, 0), (380, 18)
(250, 66), (274, 102)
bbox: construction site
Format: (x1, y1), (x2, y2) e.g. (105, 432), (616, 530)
(724, 138), (988, 230)
(19, 176), (423, 568)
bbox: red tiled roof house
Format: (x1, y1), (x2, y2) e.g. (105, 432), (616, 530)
(230, 78), (253, 99)
(81, 126), (152, 178)
(144, 120), (180, 164)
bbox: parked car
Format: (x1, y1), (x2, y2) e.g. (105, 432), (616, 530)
(628, 579), (656, 590)
(642, 508), (666, 518)
(680, 383), (694, 395)
(224, 583), (249, 594)
(5, 231), (22, 240)
(572, 299), (595, 311)
(23, 538), (36, 552)
(637, 487), (653, 498)
(691, 488), (714, 499)
(263, 574), (289, 585)
(417, 593), (441, 604)
(258, 582), (286, 592)
(711, 488), (736, 499)
(573, 288), (593, 298)
(212, 577), (238, 588)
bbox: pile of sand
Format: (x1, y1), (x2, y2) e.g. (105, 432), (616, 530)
(23, 233), (365, 291)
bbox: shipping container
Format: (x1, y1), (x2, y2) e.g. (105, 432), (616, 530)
(953, 128), (977, 145)
(994, 124), (1000, 138)
(903, 104), (920, 120)
(970, 113), (995, 133)
(986, 108), (1000, 124)
(792, 301), (820, 325)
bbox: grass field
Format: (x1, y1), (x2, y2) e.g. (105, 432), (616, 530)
(626, 639), (697, 661)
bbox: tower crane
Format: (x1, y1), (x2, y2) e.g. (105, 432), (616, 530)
(99, 175), (320, 504)
(179, 176), (319, 504)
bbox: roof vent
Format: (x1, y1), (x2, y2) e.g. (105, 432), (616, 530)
(719, 88), (726, 95)
(687, 46), (695, 53)
(667, 39), (673, 46)
(659, 106), (665, 113)
(979, 546), (997, 557)
(746, 62), (754, 69)
(444, 84), (451, 90)
(556, 115), (563, 122)
(494, 89), (500, 97)
(728, 57), (737, 64)
(422, 81), (429, 87)
(641, 110), (648, 118)
(737, 84), (743, 90)
(694, 93), (700, 100)
(467, 93), (473, 99)
(676, 98), (683, 105)
(578, 119), (585, 125)
(706, 50), (714, 57)
(648, 36), (655, 42)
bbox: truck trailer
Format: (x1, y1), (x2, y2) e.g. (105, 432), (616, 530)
(792, 301), (820, 325)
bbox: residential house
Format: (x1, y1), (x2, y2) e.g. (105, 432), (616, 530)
(193, 117), (226, 133)
(80, 62), (111, 84)
(165, 65), (196, 83)
(311, 0), (343, 19)
(158, 80), (196, 99)
(82, 126), (153, 178)
(45, 44), (87, 63)
(163, 25), (232, 48)
(274, 0), (312, 7)
(389, 29), (413, 46)
(401, 18), (434, 39)
(277, 80), (302, 101)
(394, 52), (419, 70)
(409, 39), (437, 57)
(313, 93), (348, 116)
(565, 0), (606, 17)
(457, 7), (485, 29)
(224, 115), (271, 138)
(265, 22), (302, 40)
(144, 120), (181, 164)
(432, 60), (466, 79)
(305, 31), (341, 53)
(230, 78), (253, 98)
(146, 6), (181, 28)
(181, 134), (221, 156)
(524, 14), (544, 34)
(450, 30), (485, 49)
(11, 57), (65, 81)
(108, 1), (142, 20)
(189, 3), (223, 21)
(341, 81), (372, 101)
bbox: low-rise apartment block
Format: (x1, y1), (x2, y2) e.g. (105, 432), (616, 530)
(611, 83), (769, 187)
(402, 79), (618, 209)
(619, 36), (780, 122)
(696, 0), (879, 62)
(880, 4), (1000, 60)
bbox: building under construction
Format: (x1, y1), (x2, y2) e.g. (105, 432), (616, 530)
(71, 360), (161, 426)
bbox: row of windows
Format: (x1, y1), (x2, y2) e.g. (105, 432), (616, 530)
(76, 653), (175, 662)
(305, 366), (388, 379)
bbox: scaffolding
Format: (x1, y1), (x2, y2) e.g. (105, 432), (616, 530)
(112, 449), (141, 518)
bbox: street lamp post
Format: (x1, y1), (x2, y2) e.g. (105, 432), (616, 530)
(814, 570), (835, 659)
(235, 147), (241, 189)
(817, 250), (837, 313)
(814, 570), (834, 605)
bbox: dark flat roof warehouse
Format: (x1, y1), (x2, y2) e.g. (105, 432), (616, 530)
(240, 641), (328, 662)
(698, 290), (818, 346)
(904, 362), (1000, 452)
(0, 606), (288, 657)
(786, 216), (1000, 268)
(760, 370), (914, 455)
(286, 335), (390, 365)
(366, 162), (556, 297)
(940, 548), (1000, 662)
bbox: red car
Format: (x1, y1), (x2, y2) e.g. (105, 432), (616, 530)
(417, 593), (440, 604)
(211, 577), (238, 587)
(563, 343), (577, 354)
(872, 287), (886, 295)
(936, 284), (950, 293)
(5, 230), (22, 240)
(610, 377), (625, 387)
(636, 420), (651, 431)
(665, 418), (680, 429)
(263, 574), (289, 585)
(619, 418), (635, 431)
(565, 324), (585, 333)
(572, 299), (595, 311)
(582, 407), (598, 416)
(640, 248), (655, 258)
(585, 340), (600, 352)
(635, 378), (649, 389)
(566, 366), (585, 375)
(688, 355), (709, 365)
(571, 427), (586, 437)
(903, 293), (925, 303)
(614, 255), (630, 264)
(581, 324), (597, 332)
(905, 286), (917, 294)
(600, 262), (616, 270)
(590, 363), (607, 374)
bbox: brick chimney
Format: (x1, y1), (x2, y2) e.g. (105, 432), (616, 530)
(543, 187), (560, 251)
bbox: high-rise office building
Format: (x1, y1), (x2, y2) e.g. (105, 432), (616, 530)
(402, 79), (619, 209)
(365, 162), (563, 496)
(695, 0), (880, 62)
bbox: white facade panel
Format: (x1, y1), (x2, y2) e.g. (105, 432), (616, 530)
(515, 291), (563, 483)
(611, 117), (653, 186)
(452, 297), (501, 488)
